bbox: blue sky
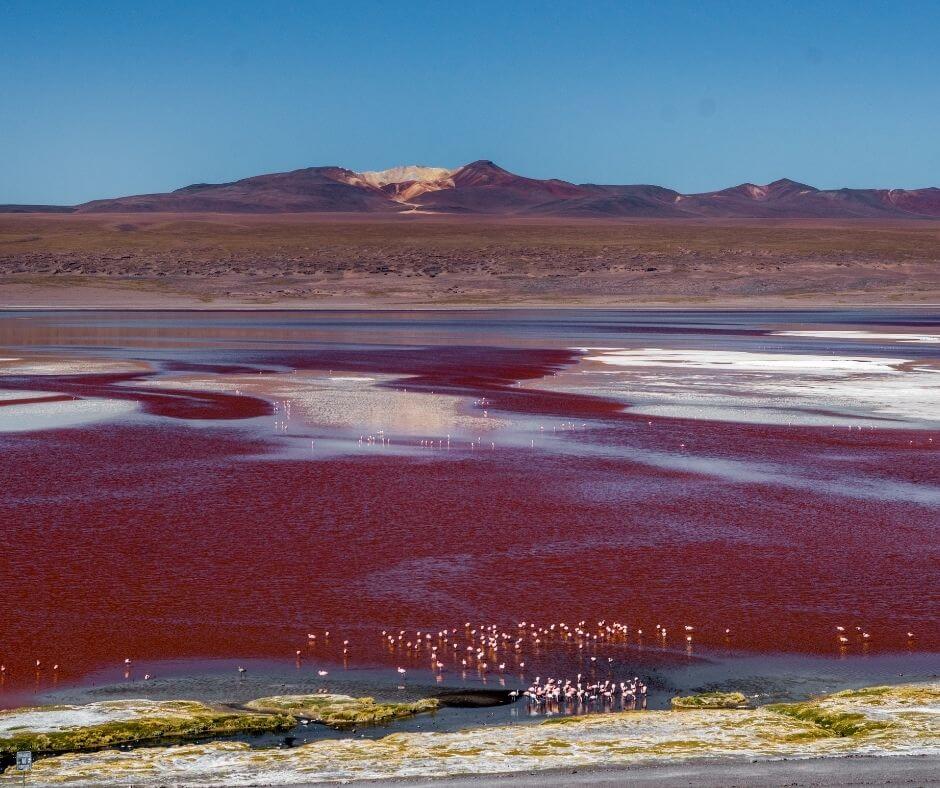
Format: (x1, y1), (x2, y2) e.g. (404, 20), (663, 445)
(2, 0), (938, 203)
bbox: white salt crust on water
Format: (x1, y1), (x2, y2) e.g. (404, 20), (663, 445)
(562, 348), (940, 428)
(774, 330), (940, 344)
(0, 389), (52, 400)
(585, 348), (908, 373)
(0, 398), (138, 433)
(0, 358), (149, 376)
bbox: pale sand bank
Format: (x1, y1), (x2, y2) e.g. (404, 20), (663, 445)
(135, 371), (511, 437)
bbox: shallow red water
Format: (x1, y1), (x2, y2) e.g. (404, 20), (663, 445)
(0, 312), (938, 699)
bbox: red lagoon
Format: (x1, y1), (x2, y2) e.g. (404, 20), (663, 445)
(0, 310), (937, 698)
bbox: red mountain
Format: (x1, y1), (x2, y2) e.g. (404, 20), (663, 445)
(413, 160), (585, 213)
(4, 162), (938, 218)
(76, 167), (403, 214)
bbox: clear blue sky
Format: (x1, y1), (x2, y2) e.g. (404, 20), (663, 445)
(2, 0), (938, 204)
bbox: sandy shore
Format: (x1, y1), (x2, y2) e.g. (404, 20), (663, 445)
(317, 755), (940, 787)
(1, 286), (938, 310)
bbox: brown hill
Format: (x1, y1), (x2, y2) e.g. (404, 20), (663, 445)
(3, 161), (937, 218)
(76, 167), (404, 214)
(412, 160), (585, 213)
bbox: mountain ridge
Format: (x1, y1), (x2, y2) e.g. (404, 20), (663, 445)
(6, 161), (940, 218)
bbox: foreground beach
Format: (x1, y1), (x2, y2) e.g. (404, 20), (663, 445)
(12, 756), (940, 786)
(333, 756), (940, 787)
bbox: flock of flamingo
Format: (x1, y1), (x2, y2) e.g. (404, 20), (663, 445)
(520, 675), (649, 711)
(0, 620), (917, 709)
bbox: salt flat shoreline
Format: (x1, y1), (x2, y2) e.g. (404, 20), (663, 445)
(304, 755), (940, 787)
(2, 297), (940, 311)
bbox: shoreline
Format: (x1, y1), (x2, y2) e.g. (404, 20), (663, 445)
(5, 681), (937, 786)
(2, 298), (939, 311)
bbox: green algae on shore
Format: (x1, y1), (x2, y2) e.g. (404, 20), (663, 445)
(8, 683), (937, 785)
(766, 683), (940, 738)
(0, 699), (292, 759)
(244, 694), (439, 727)
(824, 684), (940, 709)
(671, 691), (749, 710)
(765, 702), (888, 737)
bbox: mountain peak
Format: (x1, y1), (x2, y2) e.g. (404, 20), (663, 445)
(452, 160), (517, 187)
(712, 178), (818, 201)
(766, 178), (817, 195)
(466, 160), (513, 172)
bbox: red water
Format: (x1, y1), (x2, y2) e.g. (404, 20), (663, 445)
(0, 319), (938, 699)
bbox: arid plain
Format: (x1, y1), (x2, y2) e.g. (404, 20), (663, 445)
(1, 213), (938, 307)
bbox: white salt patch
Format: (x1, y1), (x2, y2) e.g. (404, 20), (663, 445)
(628, 403), (852, 427)
(0, 701), (163, 735)
(0, 389), (52, 401)
(0, 398), (138, 433)
(558, 348), (940, 428)
(618, 369), (940, 426)
(587, 348), (907, 374)
(0, 359), (147, 376)
(775, 330), (940, 344)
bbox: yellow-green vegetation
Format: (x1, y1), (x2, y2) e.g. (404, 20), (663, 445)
(244, 694), (439, 728)
(766, 702), (886, 737)
(4, 683), (938, 784)
(826, 684), (940, 705)
(671, 691), (749, 710)
(767, 683), (940, 738)
(0, 700), (292, 758)
(540, 714), (590, 725)
(17, 682), (938, 785)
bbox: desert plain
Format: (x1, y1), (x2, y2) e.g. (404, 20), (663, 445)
(1, 213), (938, 308)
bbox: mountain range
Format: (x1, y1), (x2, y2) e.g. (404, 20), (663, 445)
(9, 160), (940, 218)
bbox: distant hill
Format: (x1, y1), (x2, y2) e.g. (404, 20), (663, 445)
(0, 204), (74, 213)
(4, 161), (939, 218)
